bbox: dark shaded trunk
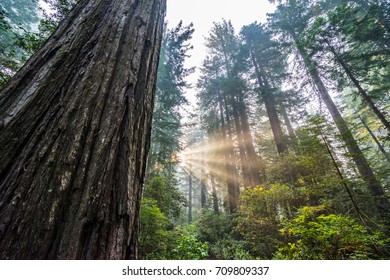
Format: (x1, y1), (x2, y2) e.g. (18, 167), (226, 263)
(200, 175), (207, 208)
(326, 40), (390, 132)
(210, 175), (219, 214)
(188, 172), (192, 224)
(231, 101), (252, 187)
(0, 0), (166, 259)
(250, 51), (288, 154)
(236, 95), (265, 186)
(217, 91), (238, 213)
(222, 95), (240, 212)
(280, 103), (297, 141)
(291, 31), (390, 222)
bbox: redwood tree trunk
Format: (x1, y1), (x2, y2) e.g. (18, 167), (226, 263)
(222, 95), (240, 212)
(231, 101), (252, 186)
(237, 97), (265, 186)
(188, 171), (193, 224)
(280, 103), (296, 141)
(0, 0), (166, 259)
(217, 91), (238, 213)
(210, 175), (219, 214)
(251, 51), (288, 154)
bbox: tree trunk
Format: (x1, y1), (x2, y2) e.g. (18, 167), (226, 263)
(188, 172), (192, 224)
(236, 94), (265, 186)
(280, 103), (297, 141)
(231, 101), (252, 187)
(0, 0), (166, 259)
(222, 95), (240, 212)
(326, 40), (390, 132)
(217, 91), (238, 213)
(250, 50), (288, 154)
(291, 32), (390, 221)
(200, 169), (207, 208)
(210, 175), (219, 214)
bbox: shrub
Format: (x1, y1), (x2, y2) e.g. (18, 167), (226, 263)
(275, 206), (388, 259)
(168, 225), (209, 260)
(139, 198), (170, 259)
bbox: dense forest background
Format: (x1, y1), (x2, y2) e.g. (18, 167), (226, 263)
(1, 0), (389, 259)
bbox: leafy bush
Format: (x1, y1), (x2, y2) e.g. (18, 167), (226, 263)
(196, 210), (231, 243)
(143, 175), (187, 222)
(195, 210), (254, 259)
(139, 198), (170, 259)
(168, 225), (209, 260)
(275, 206), (388, 260)
(236, 185), (295, 259)
(209, 239), (254, 260)
(139, 200), (208, 260)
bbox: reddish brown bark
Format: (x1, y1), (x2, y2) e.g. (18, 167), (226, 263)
(0, 0), (166, 259)
(250, 50), (288, 154)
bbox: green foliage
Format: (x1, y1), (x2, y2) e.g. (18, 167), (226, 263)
(196, 211), (231, 243)
(0, 1), (40, 87)
(275, 206), (388, 260)
(266, 115), (367, 214)
(149, 21), (194, 173)
(42, 0), (78, 22)
(197, 19), (247, 136)
(139, 198), (170, 259)
(169, 225), (209, 260)
(3, 0), (389, 261)
(0, 0), (78, 89)
(195, 211), (254, 260)
(236, 185), (296, 258)
(0, 8), (14, 87)
(0, 0), (39, 30)
(209, 239), (254, 260)
(139, 199), (208, 260)
(143, 175), (187, 223)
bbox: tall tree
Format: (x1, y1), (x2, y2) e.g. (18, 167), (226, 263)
(269, 0), (390, 224)
(298, 1), (390, 132)
(241, 23), (289, 154)
(202, 20), (263, 190)
(198, 56), (240, 212)
(0, 0), (166, 259)
(148, 21), (194, 176)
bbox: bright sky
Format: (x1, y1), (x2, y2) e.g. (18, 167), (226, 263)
(165, 0), (276, 95)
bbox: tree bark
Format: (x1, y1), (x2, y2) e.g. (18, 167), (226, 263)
(0, 0), (166, 259)
(217, 91), (238, 213)
(291, 31), (390, 222)
(222, 94), (240, 212)
(236, 95), (265, 186)
(188, 172), (192, 224)
(200, 162), (207, 208)
(231, 101), (252, 187)
(250, 50), (288, 154)
(280, 103), (297, 141)
(210, 175), (219, 214)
